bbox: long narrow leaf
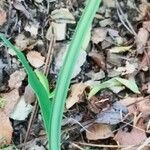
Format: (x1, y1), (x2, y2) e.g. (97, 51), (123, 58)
(0, 34), (51, 132)
(49, 1), (102, 150)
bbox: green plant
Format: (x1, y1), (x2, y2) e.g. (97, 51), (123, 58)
(0, 0), (102, 149)
(88, 77), (140, 99)
(0, 34), (51, 133)
(49, 0), (102, 149)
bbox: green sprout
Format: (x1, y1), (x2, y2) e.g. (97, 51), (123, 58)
(0, 0), (102, 149)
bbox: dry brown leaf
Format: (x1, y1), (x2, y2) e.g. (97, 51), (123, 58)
(66, 83), (87, 109)
(0, 10), (7, 26)
(137, 98), (150, 115)
(88, 51), (106, 70)
(136, 28), (149, 54)
(120, 96), (150, 115)
(1, 89), (20, 116)
(91, 28), (107, 44)
(86, 123), (114, 140)
(114, 119), (147, 147)
(27, 51), (45, 68)
(0, 111), (13, 148)
(8, 69), (26, 89)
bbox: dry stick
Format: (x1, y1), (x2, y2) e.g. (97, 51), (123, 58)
(116, 0), (137, 36)
(76, 142), (133, 148)
(75, 142), (150, 149)
(24, 36), (55, 143)
(71, 143), (84, 150)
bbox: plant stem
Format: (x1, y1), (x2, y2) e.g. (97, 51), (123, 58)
(49, 0), (102, 150)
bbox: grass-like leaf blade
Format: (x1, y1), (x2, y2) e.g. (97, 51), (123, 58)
(49, 1), (102, 150)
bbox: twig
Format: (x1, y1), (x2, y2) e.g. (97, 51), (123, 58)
(116, 0), (137, 36)
(76, 142), (150, 149)
(71, 143), (84, 150)
(76, 142), (133, 148)
(24, 35), (55, 143)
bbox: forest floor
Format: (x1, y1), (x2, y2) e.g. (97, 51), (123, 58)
(0, 0), (150, 149)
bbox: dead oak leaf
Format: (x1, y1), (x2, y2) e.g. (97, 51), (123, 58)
(27, 51), (45, 68)
(8, 69), (26, 89)
(0, 111), (13, 148)
(66, 83), (88, 109)
(0, 10), (7, 26)
(86, 123), (114, 140)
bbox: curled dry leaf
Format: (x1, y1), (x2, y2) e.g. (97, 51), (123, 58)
(8, 69), (26, 89)
(0, 10), (7, 26)
(66, 83), (88, 109)
(86, 123), (114, 140)
(27, 51), (45, 68)
(91, 27), (107, 44)
(114, 119), (147, 147)
(136, 28), (149, 54)
(1, 89), (20, 116)
(0, 111), (13, 148)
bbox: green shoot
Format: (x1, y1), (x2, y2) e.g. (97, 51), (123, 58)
(49, 0), (102, 149)
(0, 1), (102, 150)
(0, 34), (51, 134)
